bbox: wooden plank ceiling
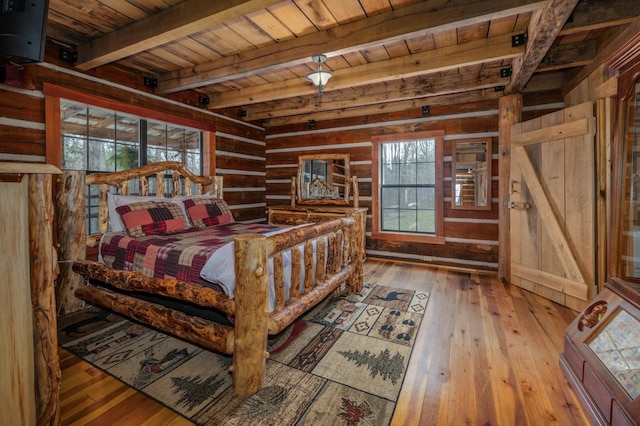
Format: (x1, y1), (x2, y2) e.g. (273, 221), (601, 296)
(45, 0), (639, 127)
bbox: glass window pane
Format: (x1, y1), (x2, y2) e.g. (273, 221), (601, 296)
(417, 187), (435, 209)
(381, 144), (396, 165)
(88, 140), (115, 171)
(115, 143), (139, 171)
(382, 208), (399, 231)
(417, 162), (435, 185)
(381, 187), (399, 208)
(115, 114), (139, 143)
(185, 130), (200, 150)
(167, 150), (183, 162)
(167, 125), (184, 151)
(87, 107), (115, 140)
(402, 187), (417, 208)
(147, 121), (167, 151)
(416, 139), (435, 161)
(399, 162), (417, 185)
(398, 209), (416, 232)
(403, 142), (416, 162)
(62, 136), (86, 170)
(186, 152), (201, 175)
(382, 163), (399, 185)
(147, 146), (166, 163)
(61, 103), (88, 137)
(417, 210), (435, 233)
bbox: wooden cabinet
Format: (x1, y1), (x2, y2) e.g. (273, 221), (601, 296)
(560, 279), (640, 425)
(0, 163), (62, 425)
(268, 205), (368, 255)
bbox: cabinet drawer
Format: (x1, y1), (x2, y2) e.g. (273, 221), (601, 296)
(583, 363), (613, 422)
(308, 213), (342, 223)
(269, 211), (310, 225)
(562, 336), (584, 380)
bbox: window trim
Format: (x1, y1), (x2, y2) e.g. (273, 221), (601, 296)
(371, 131), (445, 244)
(44, 83), (215, 175)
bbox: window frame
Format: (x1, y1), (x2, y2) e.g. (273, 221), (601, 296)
(44, 83), (215, 175)
(371, 131), (445, 244)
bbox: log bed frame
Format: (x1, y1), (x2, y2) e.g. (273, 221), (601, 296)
(67, 161), (364, 395)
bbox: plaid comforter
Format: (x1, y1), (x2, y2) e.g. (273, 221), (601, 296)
(100, 223), (284, 290)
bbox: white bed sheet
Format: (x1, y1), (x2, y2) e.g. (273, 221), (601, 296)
(200, 224), (319, 312)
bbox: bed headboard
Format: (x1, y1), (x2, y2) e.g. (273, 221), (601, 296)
(83, 161), (222, 247)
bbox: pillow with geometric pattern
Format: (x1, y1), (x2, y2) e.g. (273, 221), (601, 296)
(115, 201), (189, 238)
(107, 193), (166, 232)
(181, 197), (234, 228)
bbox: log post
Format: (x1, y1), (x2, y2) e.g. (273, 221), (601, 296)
(55, 170), (86, 314)
(97, 184), (109, 234)
(352, 176), (359, 208)
(315, 235), (326, 284)
(232, 233), (270, 395)
(498, 94), (522, 283)
(29, 173), (61, 426)
(345, 213), (364, 294)
(290, 176), (296, 207)
(303, 240), (313, 292)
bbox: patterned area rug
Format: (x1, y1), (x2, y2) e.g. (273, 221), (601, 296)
(58, 284), (429, 425)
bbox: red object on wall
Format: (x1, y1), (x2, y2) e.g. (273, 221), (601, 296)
(2, 65), (24, 87)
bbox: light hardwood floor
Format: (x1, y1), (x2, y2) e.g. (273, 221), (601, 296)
(58, 259), (589, 425)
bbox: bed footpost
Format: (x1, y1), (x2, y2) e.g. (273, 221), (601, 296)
(232, 233), (270, 395)
(346, 218), (365, 294)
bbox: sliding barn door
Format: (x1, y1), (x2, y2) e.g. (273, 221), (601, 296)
(509, 101), (595, 311)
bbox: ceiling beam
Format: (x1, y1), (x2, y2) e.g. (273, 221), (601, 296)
(559, 0), (640, 36)
(156, 0), (545, 93)
(536, 39), (596, 72)
(207, 32), (525, 108)
(245, 67), (511, 121)
(262, 89), (503, 127)
(74, 0), (284, 70)
(505, 0), (579, 94)
(521, 72), (566, 93)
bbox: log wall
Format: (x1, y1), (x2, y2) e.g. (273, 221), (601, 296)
(0, 46), (562, 272)
(0, 49), (266, 223)
(264, 93), (562, 271)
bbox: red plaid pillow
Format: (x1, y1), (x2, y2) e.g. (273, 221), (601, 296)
(116, 201), (189, 237)
(182, 197), (234, 228)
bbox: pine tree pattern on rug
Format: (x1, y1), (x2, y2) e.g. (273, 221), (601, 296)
(59, 284), (429, 425)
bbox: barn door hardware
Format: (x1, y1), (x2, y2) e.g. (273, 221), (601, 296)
(510, 179), (520, 194)
(510, 201), (530, 210)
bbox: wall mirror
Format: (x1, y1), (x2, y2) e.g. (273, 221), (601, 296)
(451, 139), (491, 210)
(297, 153), (351, 205)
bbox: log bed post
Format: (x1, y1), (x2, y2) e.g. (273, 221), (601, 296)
(232, 233), (270, 395)
(29, 173), (61, 425)
(55, 170), (86, 314)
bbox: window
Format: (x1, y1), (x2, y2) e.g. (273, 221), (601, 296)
(372, 131), (444, 244)
(61, 101), (202, 175)
(45, 84), (217, 239)
(59, 100), (203, 236)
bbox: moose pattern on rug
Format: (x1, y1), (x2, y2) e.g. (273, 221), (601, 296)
(60, 284), (429, 425)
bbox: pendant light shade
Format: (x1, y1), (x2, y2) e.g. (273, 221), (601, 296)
(306, 54), (332, 97)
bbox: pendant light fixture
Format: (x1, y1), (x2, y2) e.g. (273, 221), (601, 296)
(306, 54), (332, 98)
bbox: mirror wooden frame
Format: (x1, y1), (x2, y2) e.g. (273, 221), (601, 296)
(451, 138), (491, 210)
(295, 153), (351, 205)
